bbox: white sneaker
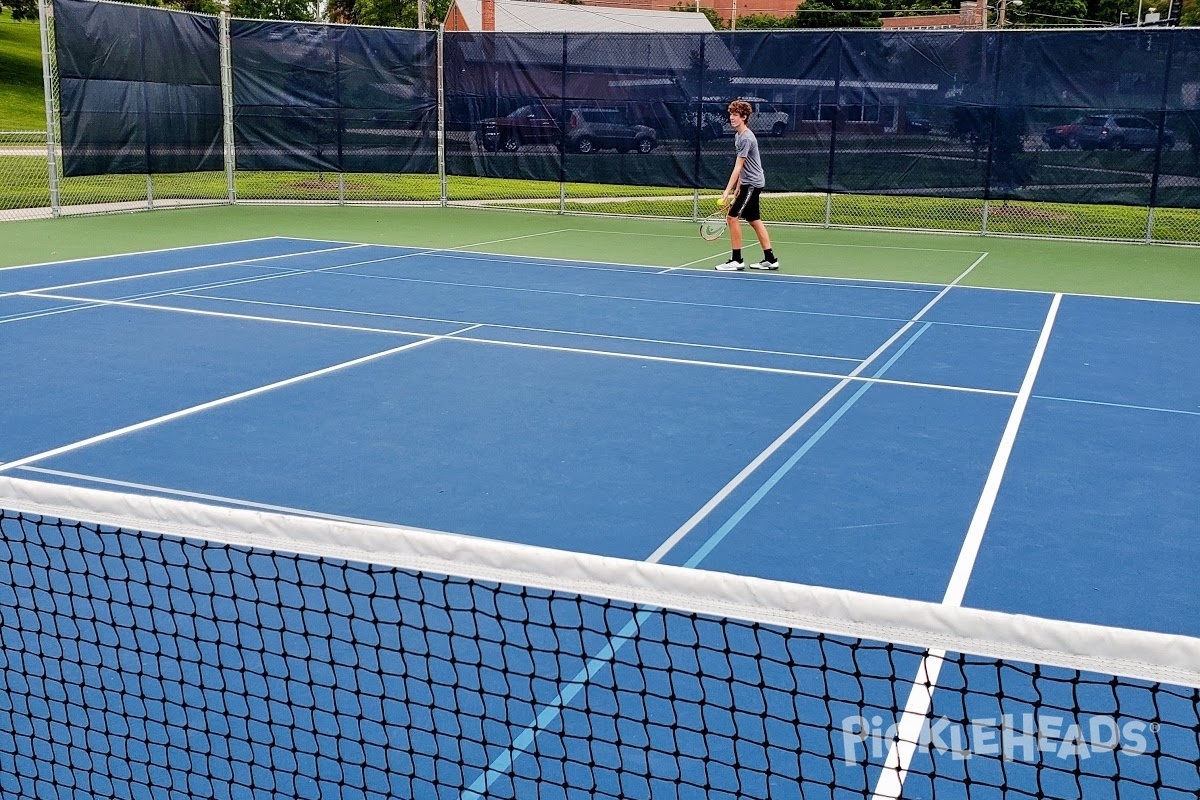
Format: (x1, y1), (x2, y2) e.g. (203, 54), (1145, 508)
(749, 259), (779, 271)
(715, 259), (744, 271)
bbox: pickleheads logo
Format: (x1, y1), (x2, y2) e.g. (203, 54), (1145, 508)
(840, 713), (1157, 764)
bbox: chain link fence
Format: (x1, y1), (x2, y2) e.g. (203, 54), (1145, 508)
(4, 1), (1197, 245)
(5, 123), (1198, 243)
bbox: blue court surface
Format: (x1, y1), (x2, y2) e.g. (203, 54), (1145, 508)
(2, 236), (1198, 798)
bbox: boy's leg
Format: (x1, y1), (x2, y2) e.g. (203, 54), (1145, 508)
(745, 191), (779, 270)
(715, 216), (745, 270)
(728, 216), (743, 249)
(749, 220), (771, 252)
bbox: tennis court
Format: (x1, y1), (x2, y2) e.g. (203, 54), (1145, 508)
(2, 212), (1199, 799)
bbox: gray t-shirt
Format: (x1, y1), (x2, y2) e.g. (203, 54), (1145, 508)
(735, 128), (765, 188)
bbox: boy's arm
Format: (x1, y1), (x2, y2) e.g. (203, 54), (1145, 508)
(721, 157), (746, 208)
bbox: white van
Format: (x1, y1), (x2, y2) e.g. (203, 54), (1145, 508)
(718, 98), (790, 137)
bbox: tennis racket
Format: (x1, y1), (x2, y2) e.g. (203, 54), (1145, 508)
(699, 209), (727, 241)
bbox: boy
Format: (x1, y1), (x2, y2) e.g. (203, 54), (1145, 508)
(716, 100), (779, 272)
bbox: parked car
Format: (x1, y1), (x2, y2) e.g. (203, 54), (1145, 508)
(1042, 117), (1085, 150)
(477, 103), (561, 152)
(567, 108), (657, 154)
(904, 112), (933, 134)
(1075, 114), (1175, 151)
(477, 105), (657, 154)
(719, 99), (790, 137)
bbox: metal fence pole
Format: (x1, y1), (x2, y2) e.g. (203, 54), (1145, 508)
(37, 0), (61, 217)
(437, 25), (447, 207)
(824, 193), (832, 228)
(220, 12), (236, 204)
(692, 188), (700, 222)
(982, 199), (990, 234)
(559, 34), (568, 214)
(338, 173), (346, 205)
(146, 174), (154, 210)
(1147, 33), (1176, 245)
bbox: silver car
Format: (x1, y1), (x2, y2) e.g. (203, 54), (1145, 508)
(1076, 115), (1175, 151)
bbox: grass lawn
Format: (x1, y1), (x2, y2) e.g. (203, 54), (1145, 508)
(0, 10), (45, 131)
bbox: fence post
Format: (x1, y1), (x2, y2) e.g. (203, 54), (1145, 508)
(559, 34), (568, 214)
(1147, 32), (1176, 245)
(982, 199), (990, 234)
(823, 34), (844, 226)
(437, 25), (447, 207)
(38, 0), (61, 217)
(146, 174), (154, 210)
(220, 12), (236, 204)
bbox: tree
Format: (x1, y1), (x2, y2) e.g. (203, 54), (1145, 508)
(1089, 0), (1138, 24)
(672, 3), (727, 29)
(1181, 0), (1199, 24)
(4, 0), (39, 21)
(734, 12), (798, 28)
(230, 0), (317, 21)
(347, 0), (453, 27)
(1009, 0), (1089, 26)
(794, 0), (883, 29)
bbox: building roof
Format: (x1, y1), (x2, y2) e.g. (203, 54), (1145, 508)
(452, 0), (716, 33)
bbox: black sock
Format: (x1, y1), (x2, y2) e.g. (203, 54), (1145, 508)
(732, 249), (742, 261)
(764, 249), (775, 262)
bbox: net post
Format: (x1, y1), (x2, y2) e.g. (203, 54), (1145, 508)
(38, 0), (61, 217)
(220, 11), (236, 205)
(146, 174), (154, 210)
(437, 25), (447, 208)
(982, 199), (990, 234)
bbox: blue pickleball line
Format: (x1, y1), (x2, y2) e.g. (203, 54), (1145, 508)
(683, 322), (934, 569)
(457, 321), (935, 799)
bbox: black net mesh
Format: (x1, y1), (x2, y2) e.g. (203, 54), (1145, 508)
(230, 20), (436, 174)
(1, 507), (1198, 800)
(54, 0), (223, 177)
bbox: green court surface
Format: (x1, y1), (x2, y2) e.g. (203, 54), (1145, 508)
(2, 204), (1197, 301)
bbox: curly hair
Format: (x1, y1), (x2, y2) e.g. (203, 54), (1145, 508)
(727, 100), (753, 121)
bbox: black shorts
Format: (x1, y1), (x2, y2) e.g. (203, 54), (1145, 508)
(728, 184), (763, 222)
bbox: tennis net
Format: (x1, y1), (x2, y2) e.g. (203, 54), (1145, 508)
(1, 476), (1197, 800)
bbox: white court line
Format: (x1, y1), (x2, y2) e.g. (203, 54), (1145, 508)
(16, 466), (477, 535)
(563, 227), (989, 254)
(463, 253), (991, 797)
(322, 266), (1037, 332)
(416, 236), (1200, 306)
(25, 290), (1010, 396)
(0, 236), (297, 273)
(442, 336), (1014, 397)
(329, 237), (956, 294)
(0, 243), (370, 300)
(646, 252), (990, 563)
(0, 232), (573, 327)
(325, 269), (940, 326)
(170, 293), (864, 363)
(870, 293), (1062, 800)
(0, 325), (481, 476)
(25, 292), (438, 338)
